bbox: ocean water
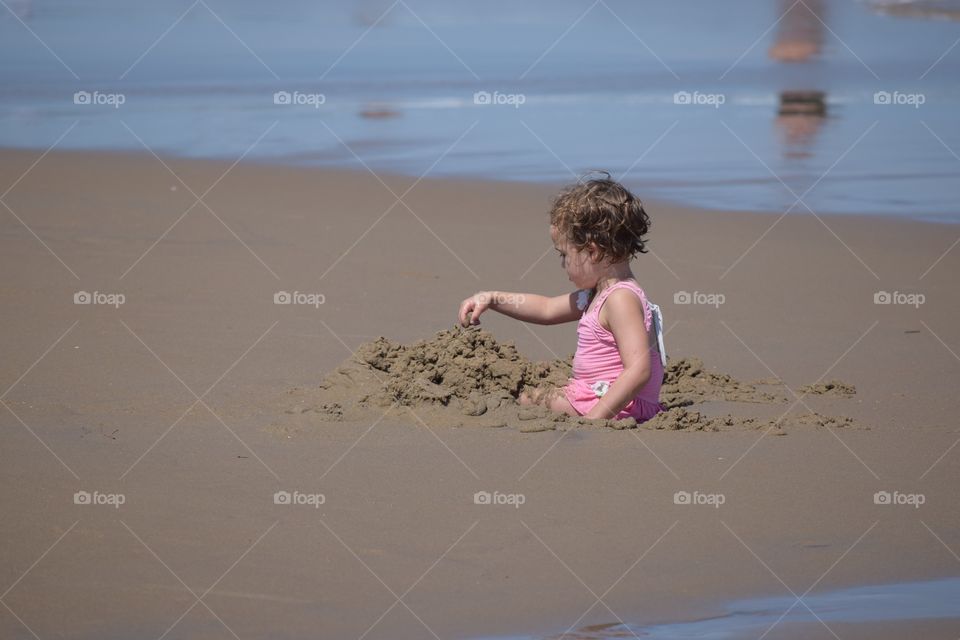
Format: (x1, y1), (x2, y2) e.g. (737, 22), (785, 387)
(473, 576), (960, 640)
(1, 0), (959, 220)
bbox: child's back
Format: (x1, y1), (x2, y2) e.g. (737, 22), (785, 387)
(569, 279), (663, 421)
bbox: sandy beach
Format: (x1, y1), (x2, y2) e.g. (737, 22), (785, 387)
(1, 147), (959, 639)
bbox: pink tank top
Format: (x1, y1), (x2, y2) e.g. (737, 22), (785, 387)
(573, 280), (663, 408)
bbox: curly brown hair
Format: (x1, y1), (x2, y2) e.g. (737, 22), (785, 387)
(549, 172), (651, 263)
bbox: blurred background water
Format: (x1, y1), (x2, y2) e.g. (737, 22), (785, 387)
(1, 0), (958, 220)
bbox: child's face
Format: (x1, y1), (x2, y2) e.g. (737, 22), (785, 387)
(550, 224), (602, 289)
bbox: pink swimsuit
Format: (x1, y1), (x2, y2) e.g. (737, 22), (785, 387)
(563, 280), (664, 422)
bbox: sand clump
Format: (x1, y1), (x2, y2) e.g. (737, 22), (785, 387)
(642, 407), (861, 433)
(799, 380), (857, 397)
(279, 326), (861, 433)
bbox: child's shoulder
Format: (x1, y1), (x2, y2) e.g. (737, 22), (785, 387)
(598, 282), (652, 328)
(603, 283), (649, 309)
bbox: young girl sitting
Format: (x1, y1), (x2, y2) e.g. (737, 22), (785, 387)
(457, 174), (666, 422)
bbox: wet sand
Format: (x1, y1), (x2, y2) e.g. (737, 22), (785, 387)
(1, 147), (959, 639)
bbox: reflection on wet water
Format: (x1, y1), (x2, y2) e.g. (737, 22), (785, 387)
(777, 91), (827, 159)
(770, 1), (828, 163)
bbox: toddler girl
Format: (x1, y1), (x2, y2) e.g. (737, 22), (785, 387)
(457, 174), (666, 422)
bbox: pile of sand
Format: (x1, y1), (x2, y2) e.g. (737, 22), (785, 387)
(352, 327), (571, 408)
(278, 326), (861, 433)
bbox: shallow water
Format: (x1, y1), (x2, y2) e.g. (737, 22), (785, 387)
(1, 0), (959, 219)
(473, 577), (960, 640)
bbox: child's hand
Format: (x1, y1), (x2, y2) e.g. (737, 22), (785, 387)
(458, 292), (493, 327)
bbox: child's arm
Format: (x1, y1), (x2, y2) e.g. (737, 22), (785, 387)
(585, 289), (653, 419)
(458, 291), (581, 327)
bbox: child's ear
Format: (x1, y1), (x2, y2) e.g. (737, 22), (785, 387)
(587, 242), (603, 263)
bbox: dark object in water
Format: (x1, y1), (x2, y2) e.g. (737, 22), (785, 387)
(778, 90), (826, 116)
(359, 104), (401, 119)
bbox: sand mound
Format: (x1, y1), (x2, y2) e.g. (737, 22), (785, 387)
(276, 326), (861, 433)
(660, 357), (785, 407)
(799, 380), (857, 397)
(351, 327), (570, 407)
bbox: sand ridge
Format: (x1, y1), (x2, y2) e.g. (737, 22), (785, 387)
(278, 326), (862, 433)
